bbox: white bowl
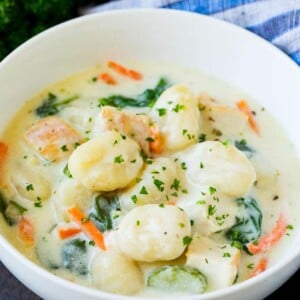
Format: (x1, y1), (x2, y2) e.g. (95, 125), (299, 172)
(0, 8), (300, 300)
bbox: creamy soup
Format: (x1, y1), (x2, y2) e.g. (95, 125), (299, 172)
(0, 61), (299, 297)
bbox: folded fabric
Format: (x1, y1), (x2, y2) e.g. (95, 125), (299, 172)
(83, 0), (300, 65)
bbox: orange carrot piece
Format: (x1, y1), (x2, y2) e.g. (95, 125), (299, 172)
(68, 207), (106, 250)
(236, 100), (259, 134)
(247, 213), (287, 254)
(58, 227), (81, 240)
(149, 125), (164, 154)
(18, 217), (35, 245)
(165, 201), (176, 206)
(127, 69), (143, 80)
(108, 61), (143, 81)
(249, 258), (268, 278)
(99, 72), (117, 85)
(0, 142), (8, 178)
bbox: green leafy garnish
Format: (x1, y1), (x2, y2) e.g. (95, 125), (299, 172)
(63, 164), (73, 178)
(234, 140), (255, 157)
(62, 238), (88, 275)
(35, 93), (79, 117)
(98, 78), (169, 108)
(89, 195), (121, 232)
(226, 197), (262, 248)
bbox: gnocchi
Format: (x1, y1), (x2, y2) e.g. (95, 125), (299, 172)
(151, 85), (201, 152)
(117, 204), (191, 262)
(68, 131), (144, 191)
(175, 141), (256, 197)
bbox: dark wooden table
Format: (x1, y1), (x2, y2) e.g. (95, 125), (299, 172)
(0, 260), (298, 299)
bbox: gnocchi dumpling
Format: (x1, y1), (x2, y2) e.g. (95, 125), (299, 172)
(117, 204), (191, 262)
(186, 235), (240, 290)
(91, 251), (143, 295)
(150, 85), (201, 152)
(175, 141), (256, 197)
(68, 131), (143, 192)
(119, 157), (180, 211)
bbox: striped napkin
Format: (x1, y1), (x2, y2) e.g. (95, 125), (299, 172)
(83, 0), (300, 66)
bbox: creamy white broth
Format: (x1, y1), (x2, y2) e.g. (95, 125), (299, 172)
(0, 61), (300, 297)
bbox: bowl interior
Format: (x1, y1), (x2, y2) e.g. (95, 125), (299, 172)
(0, 8), (300, 300)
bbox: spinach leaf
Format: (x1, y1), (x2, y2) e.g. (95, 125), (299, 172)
(234, 140), (255, 158)
(89, 195), (121, 232)
(35, 92), (79, 117)
(98, 77), (169, 108)
(62, 239), (88, 275)
(226, 197), (262, 247)
(0, 191), (27, 226)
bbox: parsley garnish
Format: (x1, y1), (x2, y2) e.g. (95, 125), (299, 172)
(139, 186), (148, 195)
(114, 155), (124, 164)
(183, 236), (193, 246)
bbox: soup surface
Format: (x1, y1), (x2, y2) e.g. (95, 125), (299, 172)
(0, 61), (299, 297)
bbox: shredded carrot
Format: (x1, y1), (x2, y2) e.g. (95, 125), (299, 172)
(99, 72), (117, 85)
(165, 201), (176, 206)
(236, 100), (259, 134)
(149, 125), (164, 154)
(108, 61), (143, 80)
(58, 227), (81, 240)
(68, 207), (106, 250)
(247, 213), (287, 254)
(0, 142), (8, 179)
(249, 258), (268, 278)
(18, 217), (35, 245)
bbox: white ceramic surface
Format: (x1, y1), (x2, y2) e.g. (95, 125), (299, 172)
(0, 8), (300, 300)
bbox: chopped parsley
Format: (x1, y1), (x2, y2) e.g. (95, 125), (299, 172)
(63, 164), (73, 178)
(114, 155), (125, 164)
(139, 186), (148, 195)
(131, 195), (138, 204)
(60, 144), (68, 152)
(157, 108), (167, 116)
(172, 104), (185, 113)
(223, 252), (231, 258)
(208, 204), (217, 216)
(26, 184), (34, 191)
(153, 179), (165, 192)
(199, 162), (204, 169)
(209, 186), (217, 195)
(171, 178), (180, 191)
(183, 236), (193, 246)
(34, 197), (42, 208)
(198, 133), (206, 143)
(181, 162), (187, 170)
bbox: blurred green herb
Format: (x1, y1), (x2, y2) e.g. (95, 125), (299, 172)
(0, 0), (89, 61)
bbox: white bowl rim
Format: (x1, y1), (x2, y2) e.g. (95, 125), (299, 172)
(0, 7), (299, 300)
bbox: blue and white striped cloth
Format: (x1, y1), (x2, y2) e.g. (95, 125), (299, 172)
(83, 0), (300, 65)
